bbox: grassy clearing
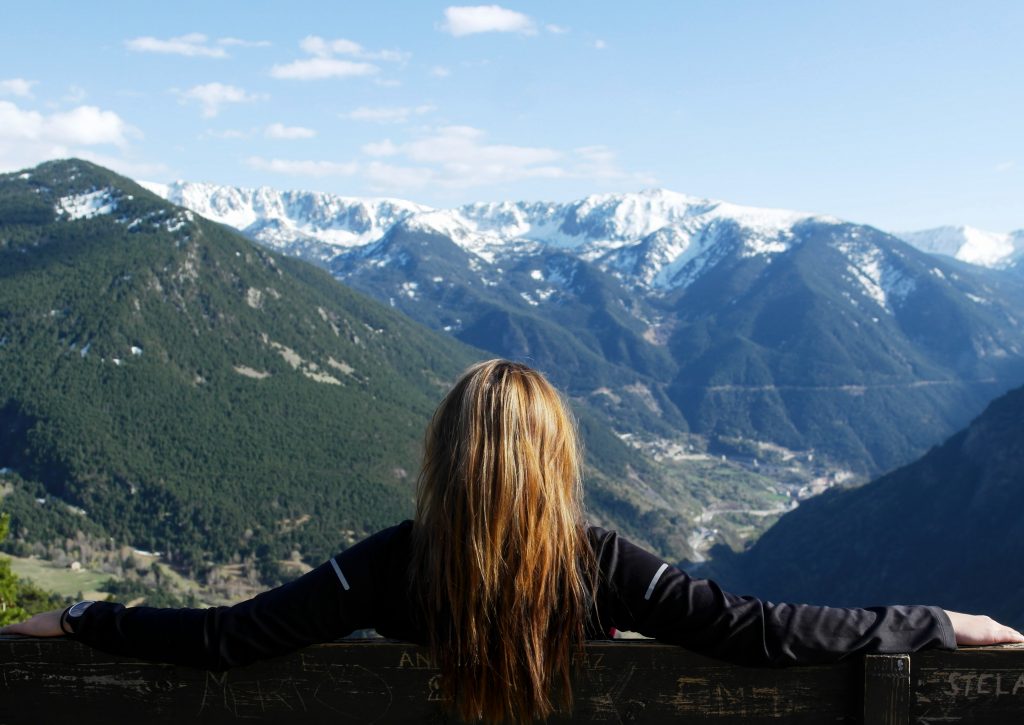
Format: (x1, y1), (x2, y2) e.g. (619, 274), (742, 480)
(6, 555), (117, 600)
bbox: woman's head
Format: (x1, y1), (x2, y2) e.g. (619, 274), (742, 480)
(412, 359), (594, 722)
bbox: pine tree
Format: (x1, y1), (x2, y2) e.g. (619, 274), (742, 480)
(0, 513), (29, 625)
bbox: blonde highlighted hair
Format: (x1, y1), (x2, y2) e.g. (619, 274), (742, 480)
(410, 359), (596, 722)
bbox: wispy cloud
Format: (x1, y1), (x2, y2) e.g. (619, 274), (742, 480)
(126, 33), (228, 58)
(342, 105), (435, 123)
(593, 39), (607, 50)
(218, 37), (271, 48)
(298, 36), (409, 63)
(430, 66), (452, 78)
(440, 6), (537, 36)
(246, 156), (358, 177)
(200, 128), (253, 140)
(573, 145), (654, 184)
(994, 161), (1015, 173)
(0, 100), (143, 172)
(271, 58), (378, 80)
(358, 126), (653, 192)
(360, 125), (563, 190)
(265, 123), (316, 139)
(0, 78), (36, 98)
(125, 33), (270, 57)
(545, 24), (570, 34)
(177, 83), (267, 117)
(271, 36), (408, 81)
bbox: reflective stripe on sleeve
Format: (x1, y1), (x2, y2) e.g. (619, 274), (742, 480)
(644, 563), (668, 601)
(329, 557), (351, 591)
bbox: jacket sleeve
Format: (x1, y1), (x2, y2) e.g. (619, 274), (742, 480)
(591, 527), (957, 666)
(71, 526), (393, 670)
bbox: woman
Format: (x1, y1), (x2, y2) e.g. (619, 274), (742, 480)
(3, 359), (1022, 723)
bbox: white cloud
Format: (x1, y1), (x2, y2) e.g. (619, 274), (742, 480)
(594, 39), (607, 50)
(298, 36), (410, 62)
(545, 24), (570, 34)
(265, 123), (316, 139)
(440, 6), (537, 36)
(217, 37), (272, 48)
(359, 125), (563, 191)
(342, 105), (435, 123)
(300, 36), (362, 57)
(994, 161), (1015, 173)
(272, 36), (408, 81)
(0, 78), (36, 97)
(573, 144), (656, 184)
(178, 83), (267, 117)
(246, 156), (359, 177)
(356, 126), (653, 193)
(126, 33), (228, 58)
(430, 65), (452, 78)
(270, 57), (379, 80)
(201, 128), (254, 140)
(0, 100), (145, 173)
(46, 105), (138, 146)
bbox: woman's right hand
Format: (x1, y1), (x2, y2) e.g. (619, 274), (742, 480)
(0, 609), (64, 637)
(944, 610), (1024, 646)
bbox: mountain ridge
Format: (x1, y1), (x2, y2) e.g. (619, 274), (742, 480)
(142, 177), (1024, 478)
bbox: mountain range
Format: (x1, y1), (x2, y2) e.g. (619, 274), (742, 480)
(145, 180), (1024, 477)
(2, 159), (789, 574)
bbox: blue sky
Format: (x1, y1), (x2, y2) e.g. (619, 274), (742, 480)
(1, 1), (1021, 231)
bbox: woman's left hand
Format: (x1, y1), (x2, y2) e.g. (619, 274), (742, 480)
(0, 610), (64, 637)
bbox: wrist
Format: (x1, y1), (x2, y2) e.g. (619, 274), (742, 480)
(60, 600), (96, 635)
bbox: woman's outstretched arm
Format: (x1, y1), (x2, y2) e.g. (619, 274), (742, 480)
(0, 524), (404, 669)
(588, 527), (1024, 666)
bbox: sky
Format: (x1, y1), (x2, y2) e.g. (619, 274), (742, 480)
(1, 1), (1022, 232)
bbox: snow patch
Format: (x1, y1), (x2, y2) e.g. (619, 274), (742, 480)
(56, 189), (117, 220)
(836, 242), (916, 312)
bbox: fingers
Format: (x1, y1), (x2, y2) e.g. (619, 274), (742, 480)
(997, 624), (1024, 644)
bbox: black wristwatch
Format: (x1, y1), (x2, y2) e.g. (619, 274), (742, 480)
(60, 600), (95, 635)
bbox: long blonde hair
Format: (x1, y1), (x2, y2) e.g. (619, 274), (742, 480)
(410, 359), (596, 723)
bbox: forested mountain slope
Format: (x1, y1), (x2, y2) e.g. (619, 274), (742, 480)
(705, 383), (1024, 628)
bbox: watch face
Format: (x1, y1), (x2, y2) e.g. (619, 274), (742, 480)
(68, 601), (95, 618)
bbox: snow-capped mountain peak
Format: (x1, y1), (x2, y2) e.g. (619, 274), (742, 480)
(142, 179), (1021, 298)
(896, 225), (1024, 269)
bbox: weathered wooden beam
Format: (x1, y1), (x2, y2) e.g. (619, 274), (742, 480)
(863, 654), (910, 725)
(912, 644), (1024, 724)
(1, 636), (1022, 724)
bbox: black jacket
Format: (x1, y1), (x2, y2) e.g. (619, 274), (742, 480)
(72, 521), (955, 670)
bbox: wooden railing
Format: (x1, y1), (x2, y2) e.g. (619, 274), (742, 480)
(2, 636), (1023, 723)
